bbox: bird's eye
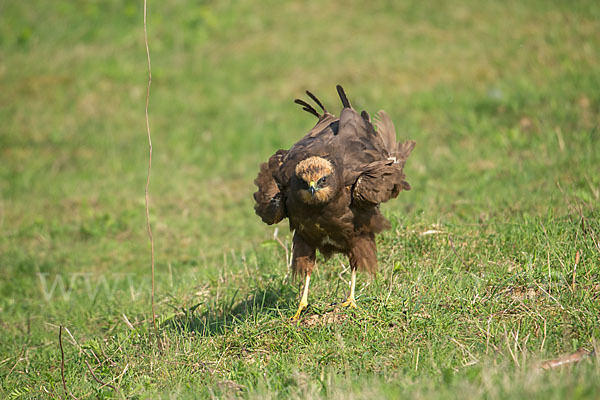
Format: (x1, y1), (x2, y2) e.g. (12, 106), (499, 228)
(318, 176), (328, 185)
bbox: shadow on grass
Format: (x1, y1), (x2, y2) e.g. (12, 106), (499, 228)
(162, 283), (297, 336)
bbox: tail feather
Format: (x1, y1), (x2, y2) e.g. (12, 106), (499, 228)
(361, 110), (371, 122)
(373, 110), (397, 155)
(294, 99), (320, 118)
(395, 140), (416, 164)
(374, 110), (416, 164)
(336, 84), (351, 108)
(305, 90), (327, 112)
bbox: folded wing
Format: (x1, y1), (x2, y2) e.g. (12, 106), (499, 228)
(253, 149), (288, 224)
(342, 105), (415, 207)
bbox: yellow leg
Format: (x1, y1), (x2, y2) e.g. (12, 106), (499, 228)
(291, 274), (311, 320)
(341, 268), (357, 308)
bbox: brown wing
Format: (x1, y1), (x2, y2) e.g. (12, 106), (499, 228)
(337, 106), (387, 185)
(349, 109), (416, 207)
(352, 161), (411, 206)
(374, 111), (416, 169)
(333, 86), (397, 189)
(253, 150), (288, 224)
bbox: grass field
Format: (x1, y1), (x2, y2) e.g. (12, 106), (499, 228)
(1, 0), (600, 398)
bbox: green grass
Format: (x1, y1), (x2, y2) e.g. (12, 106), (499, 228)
(1, 0), (600, 398)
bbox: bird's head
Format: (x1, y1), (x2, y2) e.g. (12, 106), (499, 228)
(294, 156), (338, 205)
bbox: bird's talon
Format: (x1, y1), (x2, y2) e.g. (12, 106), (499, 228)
(341, 298), (357, 309)
(290, 311), (302, 321)
(291, 302), (308, 321)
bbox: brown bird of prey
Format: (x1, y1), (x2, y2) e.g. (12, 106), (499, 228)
(253, 85), (415, 320)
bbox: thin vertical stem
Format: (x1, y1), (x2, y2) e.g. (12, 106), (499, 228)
(143, 0), (159, 344)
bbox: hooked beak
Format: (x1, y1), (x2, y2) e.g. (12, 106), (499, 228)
(308, 181), (317, 196)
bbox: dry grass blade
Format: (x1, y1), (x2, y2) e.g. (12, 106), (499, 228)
(448, 235), (471, 271)
(59, 326), (79, 400)
(143, 0), (160, 347)
(571, 250), (580, 292)
(540, 348), (594, 370)
(6, 319), (30, 379)
(84, 360), (121, 396)
(273, 227), (292, 270)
